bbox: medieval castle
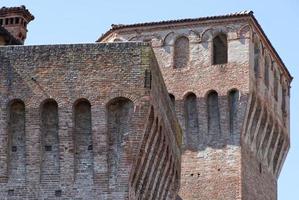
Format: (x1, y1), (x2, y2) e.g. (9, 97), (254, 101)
(0, 5), (292, 200)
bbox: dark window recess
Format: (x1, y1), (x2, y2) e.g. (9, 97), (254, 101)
(45, 145), (52, 151)
(0, 19), (3, 25)
(10, 18), (13, 24)
(15, 18), (20, 24)
(144, 69), (152, 89)
(55, 190), (62, 197)
(11, 146), (17, 152)
(259, 163), (262, 173)
(88, 144), (93, 150)
(8, 189), (14, 196)
(5, 18), (9, 25)
(213, 33), (228, 65)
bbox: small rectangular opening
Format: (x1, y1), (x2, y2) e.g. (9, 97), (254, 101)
(8, 189), (14, 196)
(45, 145), (52, 152)
(5, 18), (9, 25)
(0, 19), (3, 25)
(55, 189), (62, 197)
(88, 145), (93, 150)
(9, 18), (13, 24)
(11, 146), (17, 152)
(15, 17), (19, 24)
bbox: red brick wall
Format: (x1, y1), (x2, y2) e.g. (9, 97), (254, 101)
(0, 43), (181, 199)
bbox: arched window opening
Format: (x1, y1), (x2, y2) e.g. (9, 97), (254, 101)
(254, 42), (260, 79)
(228, 89), (239, 135)
(174, 36), (189, 69)
(74, 100), (93, 184)
(8, 100), (26, 184)
(264, 57), (270, 87)
(213, 33), (228, 65)
(184, 93), (200, 149)
(107, 97), (134, 192)
(40, 100), (60, 185)
(207, 91), (221, 139)
(169, 93), (175, 109)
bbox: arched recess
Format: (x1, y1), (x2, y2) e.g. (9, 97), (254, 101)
(264, 54), (270, 87)
(7, 99), (26, 184)
(173, 36), (189, 69)
(169, 93), (175, 109)
(228, 89), (239, 135)
(207, 91), (221, 141)
(40, 99), (60, 184)
(107, 97), (134, 191)
(73, 99), (93, 184)
(213, 33), (228, 64)
(184, 93), (200, 149)
(254, 38), (260, 79)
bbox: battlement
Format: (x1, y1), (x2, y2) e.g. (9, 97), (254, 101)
(0, 42), (181, 199)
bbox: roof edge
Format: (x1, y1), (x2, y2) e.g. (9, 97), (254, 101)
(96, 11), (253, 42)
(96, 11), (292, 82)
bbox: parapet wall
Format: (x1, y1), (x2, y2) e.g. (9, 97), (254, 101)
(0, 42), (181, 200)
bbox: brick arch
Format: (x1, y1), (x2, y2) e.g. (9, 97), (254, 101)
(163, 31), (175, 46)
(182, 91), (199, 100)
(201, 26), (234, 42)
(103, 91), (140, 106)
(238, 24), (252, 39)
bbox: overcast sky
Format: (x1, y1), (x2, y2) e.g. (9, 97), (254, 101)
(1, 0), (299, 199)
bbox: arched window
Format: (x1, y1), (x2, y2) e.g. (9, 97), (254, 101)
(213, 33), (228, 65)
(207, 91), (221, 139)
(74, 99), (93, 185)
(40, 100), (60, 185)
(264, 56), (270, 87)
(174, 36), (189, 69)
(228, 89), (239, 135)
(184, 93), (200, 149)
(254, 41), (260, 79)
(8, 100), (26, 184)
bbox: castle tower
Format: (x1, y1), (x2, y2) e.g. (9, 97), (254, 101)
(0, 5), (34, 44)
(99, 11), (292, 200)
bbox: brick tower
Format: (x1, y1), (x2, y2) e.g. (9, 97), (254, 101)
(0, 5), (34, 43)
(99, 11), (292, 200)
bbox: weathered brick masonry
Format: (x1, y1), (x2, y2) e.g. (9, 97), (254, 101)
(100, 11), (292, 200)
(0, 43), (181, 199)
